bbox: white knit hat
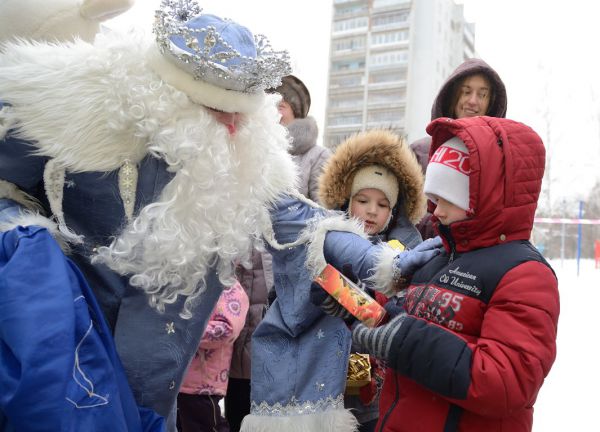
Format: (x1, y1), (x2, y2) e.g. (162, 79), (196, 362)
(350, 164), (400, 209)
(424, 136), (470, 210)
(0, 0), (134, 44)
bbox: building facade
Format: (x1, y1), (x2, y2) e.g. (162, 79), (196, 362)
(324, 0), (474, 148)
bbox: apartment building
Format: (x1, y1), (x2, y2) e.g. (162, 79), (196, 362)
(324, 0), (474, 148)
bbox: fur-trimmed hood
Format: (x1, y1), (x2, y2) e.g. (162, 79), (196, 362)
(318, 129), (426, 224)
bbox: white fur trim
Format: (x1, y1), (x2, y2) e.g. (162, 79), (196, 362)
(0, 179), (43, 212)
(240, 408), (358, 432)
(0, 0), (133, 45)
(0, 104), (15, 139)
(304, 214), (369, 279)
(43, 160), (84, 245)
(365, 243), (401, 297)
(0, 34), (153, 172)
(260, 191), (321, 251)
(146, 45), (266, 114)
(79, 0), (135, 21)
(0, 212), (73, 254)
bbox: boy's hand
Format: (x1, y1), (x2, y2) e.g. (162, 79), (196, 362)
(383, 292), (406, 318)
(351, 313), (407, 360)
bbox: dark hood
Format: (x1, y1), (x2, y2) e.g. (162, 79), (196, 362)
(431, 58), (507, 120)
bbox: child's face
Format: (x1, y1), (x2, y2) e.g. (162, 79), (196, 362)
(349, 188), (392, 235)
(432, 196), (468, 225)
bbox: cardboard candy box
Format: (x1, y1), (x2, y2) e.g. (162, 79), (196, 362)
(314, 264), (387, 328)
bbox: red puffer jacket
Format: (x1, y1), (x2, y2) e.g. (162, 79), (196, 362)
(376, 117), (559, 432)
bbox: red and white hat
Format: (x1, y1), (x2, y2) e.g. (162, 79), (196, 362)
(424, 136), (470, 210)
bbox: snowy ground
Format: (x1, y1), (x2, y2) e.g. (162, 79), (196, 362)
(533, 259), (599, 431)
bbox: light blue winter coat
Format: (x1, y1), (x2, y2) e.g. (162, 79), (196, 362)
(245, 196), (355, 430)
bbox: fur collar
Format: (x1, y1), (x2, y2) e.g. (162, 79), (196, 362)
(287, 116), (318, 156)
(0, 32), (175, 172)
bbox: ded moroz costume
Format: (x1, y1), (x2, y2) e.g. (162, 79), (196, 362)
(0, 0), (294, 430)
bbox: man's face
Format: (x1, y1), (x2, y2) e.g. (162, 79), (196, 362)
(207, 108), (242, 135)
(277, 100), (295, 125)
(454, 74), (492, 119)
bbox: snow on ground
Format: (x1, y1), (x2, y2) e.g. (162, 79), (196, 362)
(533, 259), (599, 431)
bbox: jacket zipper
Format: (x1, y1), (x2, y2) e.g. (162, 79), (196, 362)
(378, 374), (400, 432)
(439, 224), (457, 263)
(378, 227), (456, 430)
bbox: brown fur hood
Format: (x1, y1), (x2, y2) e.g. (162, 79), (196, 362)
(318, 129), (426, 224)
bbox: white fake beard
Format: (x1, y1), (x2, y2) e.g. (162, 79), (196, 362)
(94, 101), (295, 319)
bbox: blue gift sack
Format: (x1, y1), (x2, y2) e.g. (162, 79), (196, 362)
(0, 225), (165, 432)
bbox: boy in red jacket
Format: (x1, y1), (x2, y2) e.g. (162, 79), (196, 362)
(347, 116), (559, 432)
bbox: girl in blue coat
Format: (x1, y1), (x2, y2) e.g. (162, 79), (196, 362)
(316, 129), (427, 432)
(242, 129), (441, 432)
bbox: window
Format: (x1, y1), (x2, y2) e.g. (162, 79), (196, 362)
(372, 11), (409, 28)
(367, 109), (405, 124)
(330, 74), (364, 88)
(373, 0), (409, 8)
(368, 89), (406, 105)
(335, 3), (369, 16)
(334, 17), (368, 32)
(332, 58), (366, 71)
(326, 133), (354, 149)
(328, 113), (363, 126)
(371, 30), (409, 46)
(369, 70), (407, 84)
(333, 36), (366, 52)
(369, 50), (408, 67)
(330, 94), (364, 109)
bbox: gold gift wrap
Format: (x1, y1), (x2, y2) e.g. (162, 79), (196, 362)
(345, 353), (371, 394)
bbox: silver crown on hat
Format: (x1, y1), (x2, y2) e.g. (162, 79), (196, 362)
(153, 0), (291, 93)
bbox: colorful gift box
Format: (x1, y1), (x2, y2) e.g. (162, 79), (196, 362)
(314, 264), (387, 328)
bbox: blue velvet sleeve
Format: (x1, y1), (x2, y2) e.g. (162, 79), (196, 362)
(266, 195), (327, 336)
(323, 230), (383, 282)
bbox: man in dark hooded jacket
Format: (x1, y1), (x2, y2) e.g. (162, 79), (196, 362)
(410, 58), (507, 239)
